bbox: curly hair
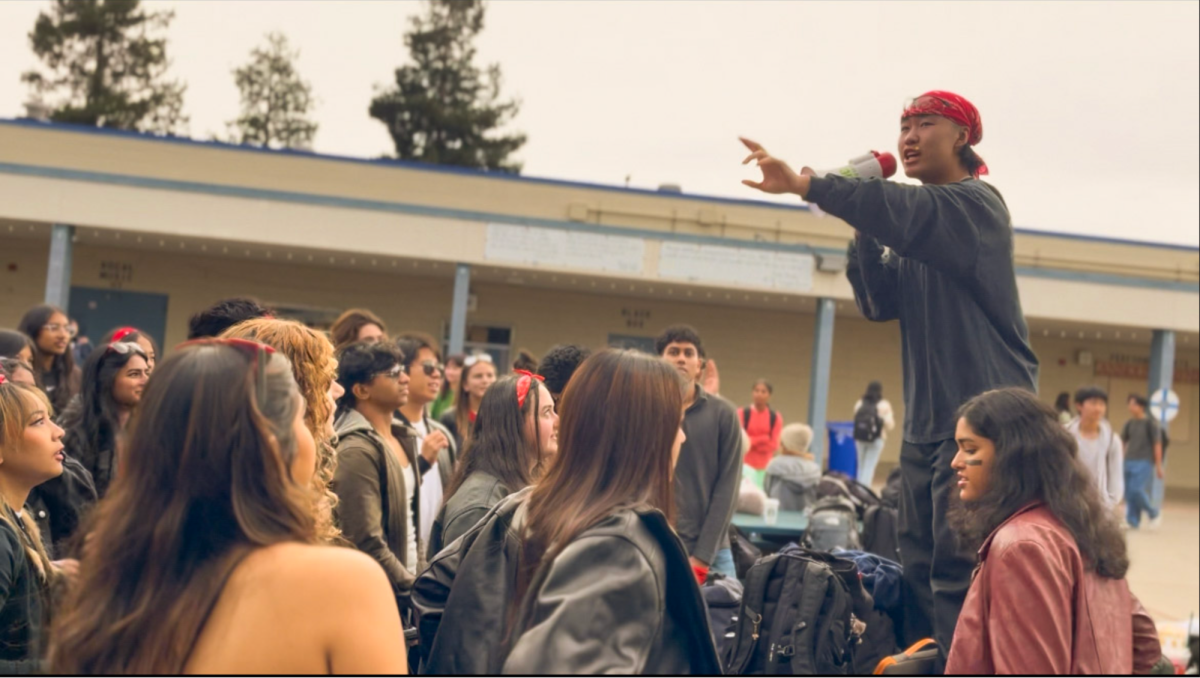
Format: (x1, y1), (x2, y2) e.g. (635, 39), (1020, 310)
(220, 318), (341, 544)
(952, 387), (1129, 579)
(536, 344), (591, 396)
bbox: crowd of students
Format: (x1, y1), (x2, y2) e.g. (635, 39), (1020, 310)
(0, 297), (1168, 674)
(0, 89), (1176, 675)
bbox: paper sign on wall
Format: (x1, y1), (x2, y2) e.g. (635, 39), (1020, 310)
(657, 241), (814, 292)
(484, 223), (645, 274)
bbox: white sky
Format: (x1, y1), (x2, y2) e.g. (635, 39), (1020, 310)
(1, 0), (1197, 246)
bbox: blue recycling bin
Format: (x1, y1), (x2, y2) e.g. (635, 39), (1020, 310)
(826, 421), (858, 478)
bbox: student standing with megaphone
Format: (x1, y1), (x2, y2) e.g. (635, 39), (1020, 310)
(740, 91), (1039, 670)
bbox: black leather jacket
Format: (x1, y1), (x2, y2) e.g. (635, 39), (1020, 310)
(414, 489), (721, 675)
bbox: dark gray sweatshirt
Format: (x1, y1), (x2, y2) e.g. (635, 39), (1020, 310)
(809, 175), (1039, 444)
(674, 386), (743, 565)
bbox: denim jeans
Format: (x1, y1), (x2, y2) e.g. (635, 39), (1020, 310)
(856, 438), (886, 486)
(1124, 459), (1160, 528)
(711, 547), (737, 579)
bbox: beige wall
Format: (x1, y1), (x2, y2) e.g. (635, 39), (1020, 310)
(5, 233), (1194, 493)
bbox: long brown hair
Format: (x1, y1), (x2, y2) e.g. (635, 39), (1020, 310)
(444, 375), (543, 503)
(515, 349), (686, 622)
(0, 381), (57, 582)
(329, 308), (387, 351)
(18, 305), (76, 412)
(221, 318), (340, 542)
(48, 342), (315, 674)
(454, 354), (495, 446)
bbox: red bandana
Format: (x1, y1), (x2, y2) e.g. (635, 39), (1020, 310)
(902, 90), (988, 177)
(111, 326), (138, 342)
(515, 369), (545, 409)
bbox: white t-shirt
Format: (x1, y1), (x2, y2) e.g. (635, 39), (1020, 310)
(400, 461), (419, 572)
(414, 418), (444, 550)
(1067, 419), (1125, 509)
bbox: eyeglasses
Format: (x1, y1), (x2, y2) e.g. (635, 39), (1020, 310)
(464, 353), (494, 368)
(42, 323), (69, 334)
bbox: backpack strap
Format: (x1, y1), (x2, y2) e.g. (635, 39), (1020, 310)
(764, 557), (808, 675)
(769, 408), (778, 432)
(742, 407), (752, 431)
(726, 554), (777, 674)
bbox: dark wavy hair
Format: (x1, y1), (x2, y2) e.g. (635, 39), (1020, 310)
(0, 329), (34, 360)
(443, 375), (543, 505)
(654, 324), (706, 359)
(60, 343), (149, 498)
(951, 388), (1129, 579)
(335, 341), (403, 417)
(537, 344), (591, 398)
(187, 297), (272, 340)
(19, 305), (78, 412)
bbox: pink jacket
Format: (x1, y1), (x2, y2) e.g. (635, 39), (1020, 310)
(946, 503), (1161, 675)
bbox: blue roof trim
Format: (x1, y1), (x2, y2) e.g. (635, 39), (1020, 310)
(0, 117), (815, 213)
(0, 160), (838, 257)
(2, 158), (1195, 294)
(1015, 266), (1198, 294)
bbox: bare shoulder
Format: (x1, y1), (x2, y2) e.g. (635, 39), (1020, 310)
(238, 542), (391, 600)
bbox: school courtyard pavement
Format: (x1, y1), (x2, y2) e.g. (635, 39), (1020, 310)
(1124, 499), (1199, 665)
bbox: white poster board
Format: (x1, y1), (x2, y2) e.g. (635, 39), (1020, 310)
(657, 241), (814, 292)
(484, 223), (645, 274)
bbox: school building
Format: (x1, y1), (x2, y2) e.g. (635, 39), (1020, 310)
(2, 119), (1198, 496)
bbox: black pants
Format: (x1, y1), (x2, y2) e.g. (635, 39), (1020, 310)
(897, 438), (975, 668)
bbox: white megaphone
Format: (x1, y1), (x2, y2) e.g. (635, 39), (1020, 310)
(806, 151), (897, 217)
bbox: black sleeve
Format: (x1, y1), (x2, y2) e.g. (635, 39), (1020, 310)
(808, 175), (1007, 278)
(846, 235), (900, 322)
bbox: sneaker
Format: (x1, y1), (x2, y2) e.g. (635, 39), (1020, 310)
(1147, 515), (1163, 531)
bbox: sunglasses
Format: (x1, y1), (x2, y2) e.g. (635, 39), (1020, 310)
(104, 342), (148, 358)
(377, 364), (404, 380)
(415, 359), (444, 378)
(464, 353), (494, 368)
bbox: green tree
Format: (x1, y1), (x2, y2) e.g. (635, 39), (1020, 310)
(370, 0), (526, 173)
(226, 32), (318, 150)
(22, 0), (187, 135)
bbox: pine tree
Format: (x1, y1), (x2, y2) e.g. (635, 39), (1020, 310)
(22, 0), (187, 135)
(370, 0), (526, 173)
(226, 32), (318, 150)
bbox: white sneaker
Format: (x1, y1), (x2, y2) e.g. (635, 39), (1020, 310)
(1147, 515), (1163, 531)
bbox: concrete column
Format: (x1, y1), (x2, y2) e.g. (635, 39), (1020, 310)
(448, 263), (471, 356)
(44, 223), (75, 311)
(1148, 329), (1175, 511)
(807, 298), (836, 465)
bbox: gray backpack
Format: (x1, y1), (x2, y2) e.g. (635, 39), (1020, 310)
(804, 496), (861, 553)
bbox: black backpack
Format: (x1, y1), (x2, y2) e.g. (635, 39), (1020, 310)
(804, 496), (861, 553)
(742, 407), (779, 432)
(817, 472), (882, 519)
(853, 402), (884, 442)
(879, 466), (903, 510)
(729, 524), (764, 580)
(862, 504), (901, 563)
(723, 549), (859, 675)
(702, 573), (744, 665)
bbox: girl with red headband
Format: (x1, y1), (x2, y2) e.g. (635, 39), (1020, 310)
(740, 91), (1039, 668)
(102, 327), (158, 371)
(426, 371), (557, 558)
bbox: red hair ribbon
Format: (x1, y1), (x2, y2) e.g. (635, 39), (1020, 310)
(0, 373), (7, 385)
(515, 369), (545, 408)
(112, 327), (138, 342)
(901, 90), (988, 177)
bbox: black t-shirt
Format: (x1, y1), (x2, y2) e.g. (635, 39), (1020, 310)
(1121, 418), (1162, 463)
